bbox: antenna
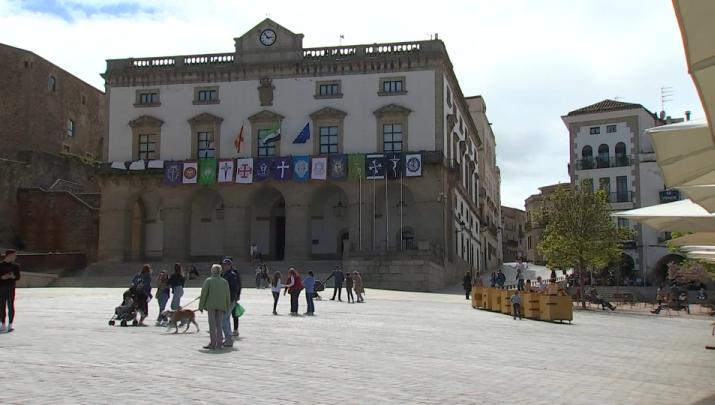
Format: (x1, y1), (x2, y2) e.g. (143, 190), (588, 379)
(339, 34), (344, 45)
(660, 86), (674, 113)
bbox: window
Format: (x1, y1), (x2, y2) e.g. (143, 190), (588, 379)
(616, 176), (629, 202)
(597, 144), (609, 168)
(580, 145), (594, 169)
(67, 119), (75, 137)
(135, 89), (160, 106)
(581, 178), (594, 192)
(193, 86), (219, 104)
(459, 116), (464, 133)
(615, 142), (629, 166)
(197, 131), (216, 159)
(617, 218), (629, 229)
(589, 127), (600, 135)
(48, 75), (56, 92)
(138, 134), (157, 160)
(319, 126), (339, 155)
(599, 177), (610, 193)
(607, 124), (617, 133)
(315, 81), (342, 99)
(383, 123), (403, 153)
(379, 76), (407, 96)
(257, 128), (276, 157)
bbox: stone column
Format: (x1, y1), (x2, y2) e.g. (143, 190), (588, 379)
(223, 205), (249, 261)
(161, 206), (188, 261)
(284, 201), (311, 261)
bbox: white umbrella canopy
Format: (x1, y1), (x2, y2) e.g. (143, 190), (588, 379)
(670, 232), (715, 247)
(612, 199), (715, 232)
(673, 0), (715, 139)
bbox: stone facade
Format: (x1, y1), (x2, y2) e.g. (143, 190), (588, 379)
(524, 183), (570, 264)
(0, 43), (105, 254)
(99, 19), (490, 290)
(501, 206), (525, 263)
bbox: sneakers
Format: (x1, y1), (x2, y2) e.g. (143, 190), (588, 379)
(272, 310), (278, 315)
(232, 330), (239, 337)
(223, 342), (234, 348)
(203, 344), (217, 350)
(0, 324), (5, 333)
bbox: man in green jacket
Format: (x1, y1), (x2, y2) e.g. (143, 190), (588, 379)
(199, 264), (231, 350)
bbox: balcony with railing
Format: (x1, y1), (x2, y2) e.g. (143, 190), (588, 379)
(575, 155), (633, 170)
(608, 191), (634, 204)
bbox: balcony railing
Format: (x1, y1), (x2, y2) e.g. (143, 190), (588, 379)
(575, 155), (633, 170)
(608, 191), (634, 203)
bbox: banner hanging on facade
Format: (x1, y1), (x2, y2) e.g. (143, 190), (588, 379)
(311, 157), (328, 180)
(348, 154), (365, 181)
(235, 158), (254, 184)
(329, 154), (347, 180)
(198, 159), (217, 185)
(273, 156), (293, 181)
(182, 161), (198, 184)
(365, 154), (385, 180)
(385, 153), (405, 179)
(164, 161), (183, 185)
(405, 153), (422, 177)
(254, 158), (273, 181)
(217, 159), (234, 183)
(293, 155), (311, 182)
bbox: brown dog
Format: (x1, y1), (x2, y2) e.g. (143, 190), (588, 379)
(162, 309), (200, 334)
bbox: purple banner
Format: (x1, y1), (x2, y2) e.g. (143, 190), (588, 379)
(254, 158), (273, 181)
(273, 156), (293, 181)
(164, 161), (183, 185)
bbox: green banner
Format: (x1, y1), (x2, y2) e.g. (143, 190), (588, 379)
(348, 154), (365, 181)
(198, 159), (217, 185)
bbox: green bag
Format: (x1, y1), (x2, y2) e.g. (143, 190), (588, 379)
(233, 303), (245, 317)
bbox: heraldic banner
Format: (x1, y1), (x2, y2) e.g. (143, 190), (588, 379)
(199, 159), (217, 185)
(293, 155), (311, 182)
(164, 161), (183, 185)
(235, 158), (254, 184)
(182, 161), (198, 184)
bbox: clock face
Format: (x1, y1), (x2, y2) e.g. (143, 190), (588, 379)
(260, 29), (276, 46)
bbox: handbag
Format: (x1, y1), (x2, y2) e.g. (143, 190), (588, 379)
(233, 303), (246, 317)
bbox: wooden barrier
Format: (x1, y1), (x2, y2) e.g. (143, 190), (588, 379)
(539, 295), (573, 323)
(501, 289), (515, 314)
(471, 286), (481, 308)
(522, 292), (541, 320)
(480, 288), (489, 309)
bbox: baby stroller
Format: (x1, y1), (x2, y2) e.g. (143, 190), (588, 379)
(314, 280), (325, 300)
(109, 286), (139, 326)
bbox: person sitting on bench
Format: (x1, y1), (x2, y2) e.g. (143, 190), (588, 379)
(590, 288), (616, 311)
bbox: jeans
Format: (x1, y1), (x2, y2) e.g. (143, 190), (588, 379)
(272, 292), (280, 312)
(331, 284), (343, 300)
(207, 309), (224, 349)
(290, 290), (301, 313)
(464, 288), (470, 300)
(170, 286), (183, 310)
(157, 290), (169, 321)
(512, 303), (521, 319)
(305, 290), (314, 314)
(346, 288), (354, 303)
(222, 301), (236, 345)
(0, 286), (15, 324)
(517, 279), (524, 291)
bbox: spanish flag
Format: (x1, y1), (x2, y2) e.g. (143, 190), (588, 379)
(234, 125), (244, 153)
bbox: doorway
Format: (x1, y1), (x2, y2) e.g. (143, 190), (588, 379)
(275, 216), (286, 260)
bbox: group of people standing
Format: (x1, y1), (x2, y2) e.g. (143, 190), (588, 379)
(324, 266), (365, 303)
(130, 263), (186, 326)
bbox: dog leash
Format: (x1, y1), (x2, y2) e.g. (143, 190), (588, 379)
(181, 296), (200, 309)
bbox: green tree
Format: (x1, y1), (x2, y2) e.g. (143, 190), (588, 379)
(537, 187), (630, 308)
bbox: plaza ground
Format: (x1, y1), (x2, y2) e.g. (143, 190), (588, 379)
(2, 288), (714, 404)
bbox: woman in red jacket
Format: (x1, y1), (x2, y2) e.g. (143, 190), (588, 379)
(283, 267), (303, 316)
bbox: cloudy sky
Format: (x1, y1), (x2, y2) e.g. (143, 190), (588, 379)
(0, 0), (702, 209)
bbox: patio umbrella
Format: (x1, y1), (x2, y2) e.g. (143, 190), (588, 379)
(612, 199), (715, 232)
(670, 232), (715, 247)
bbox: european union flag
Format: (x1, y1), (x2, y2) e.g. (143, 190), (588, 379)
(292, 123), (310, 144)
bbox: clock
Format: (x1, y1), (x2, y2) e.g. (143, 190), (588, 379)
(259, 29), (276, 46)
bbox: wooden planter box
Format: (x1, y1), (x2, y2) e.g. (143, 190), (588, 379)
(487, 288), (501, 311)
(539, 295), (573, 323)
(523, 292), (541, 320)
(471, 286), (482, 308)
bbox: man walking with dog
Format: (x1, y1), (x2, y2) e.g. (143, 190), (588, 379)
(0, 249), (21, 333)
(199, 264), (231, 350)
(221, 258), (241, 347)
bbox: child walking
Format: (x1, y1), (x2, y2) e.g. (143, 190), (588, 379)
(271, 271), (284, 315)
(511, 290), (522, 320)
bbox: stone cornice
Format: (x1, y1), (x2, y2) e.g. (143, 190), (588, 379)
(187, 112), (223, 125)
(310, 106), (347, 120)
(248, 110), (284, 122)
(373, 103), (412, 117)
(129, 115), (163, 128)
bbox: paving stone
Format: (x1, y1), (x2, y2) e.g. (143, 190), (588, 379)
(1, 288), (714, 404)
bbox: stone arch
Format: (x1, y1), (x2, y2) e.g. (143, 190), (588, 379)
(653, 253), (685, 284)
(581, 145), (592, 158)
(187, 188), (225, 259)
(249, 186), (286, 261)
(309, 185), (350, 258)
(124, 191), (164, 261)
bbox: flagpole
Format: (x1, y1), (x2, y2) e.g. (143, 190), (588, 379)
(372, 175), (376, 251)
(400, 171), (404, 251)
(385, 168), (389, 251)
(359, 171), (362, 251)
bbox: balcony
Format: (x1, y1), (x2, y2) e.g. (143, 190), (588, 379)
(608, 191), (634, 204)
(575, 155), (633, 170)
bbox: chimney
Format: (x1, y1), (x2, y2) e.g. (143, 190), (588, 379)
(434, 33), (439, 40)
(685, 110), (691, 121)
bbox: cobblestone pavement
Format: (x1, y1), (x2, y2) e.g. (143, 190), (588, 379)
(1, 288), (714, 404)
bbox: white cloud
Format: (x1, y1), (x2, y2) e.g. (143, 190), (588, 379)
(0, 0), (702, 209)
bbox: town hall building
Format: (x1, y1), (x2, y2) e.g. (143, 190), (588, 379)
(98, 19), (489, 290)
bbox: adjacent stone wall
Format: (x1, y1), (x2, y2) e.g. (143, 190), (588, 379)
(16, 188), (99, 261)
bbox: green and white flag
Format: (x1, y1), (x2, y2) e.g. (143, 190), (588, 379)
(198, 159), (217, 185)
(348, 154), (366, 181)
(259, 122), (281, 145)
